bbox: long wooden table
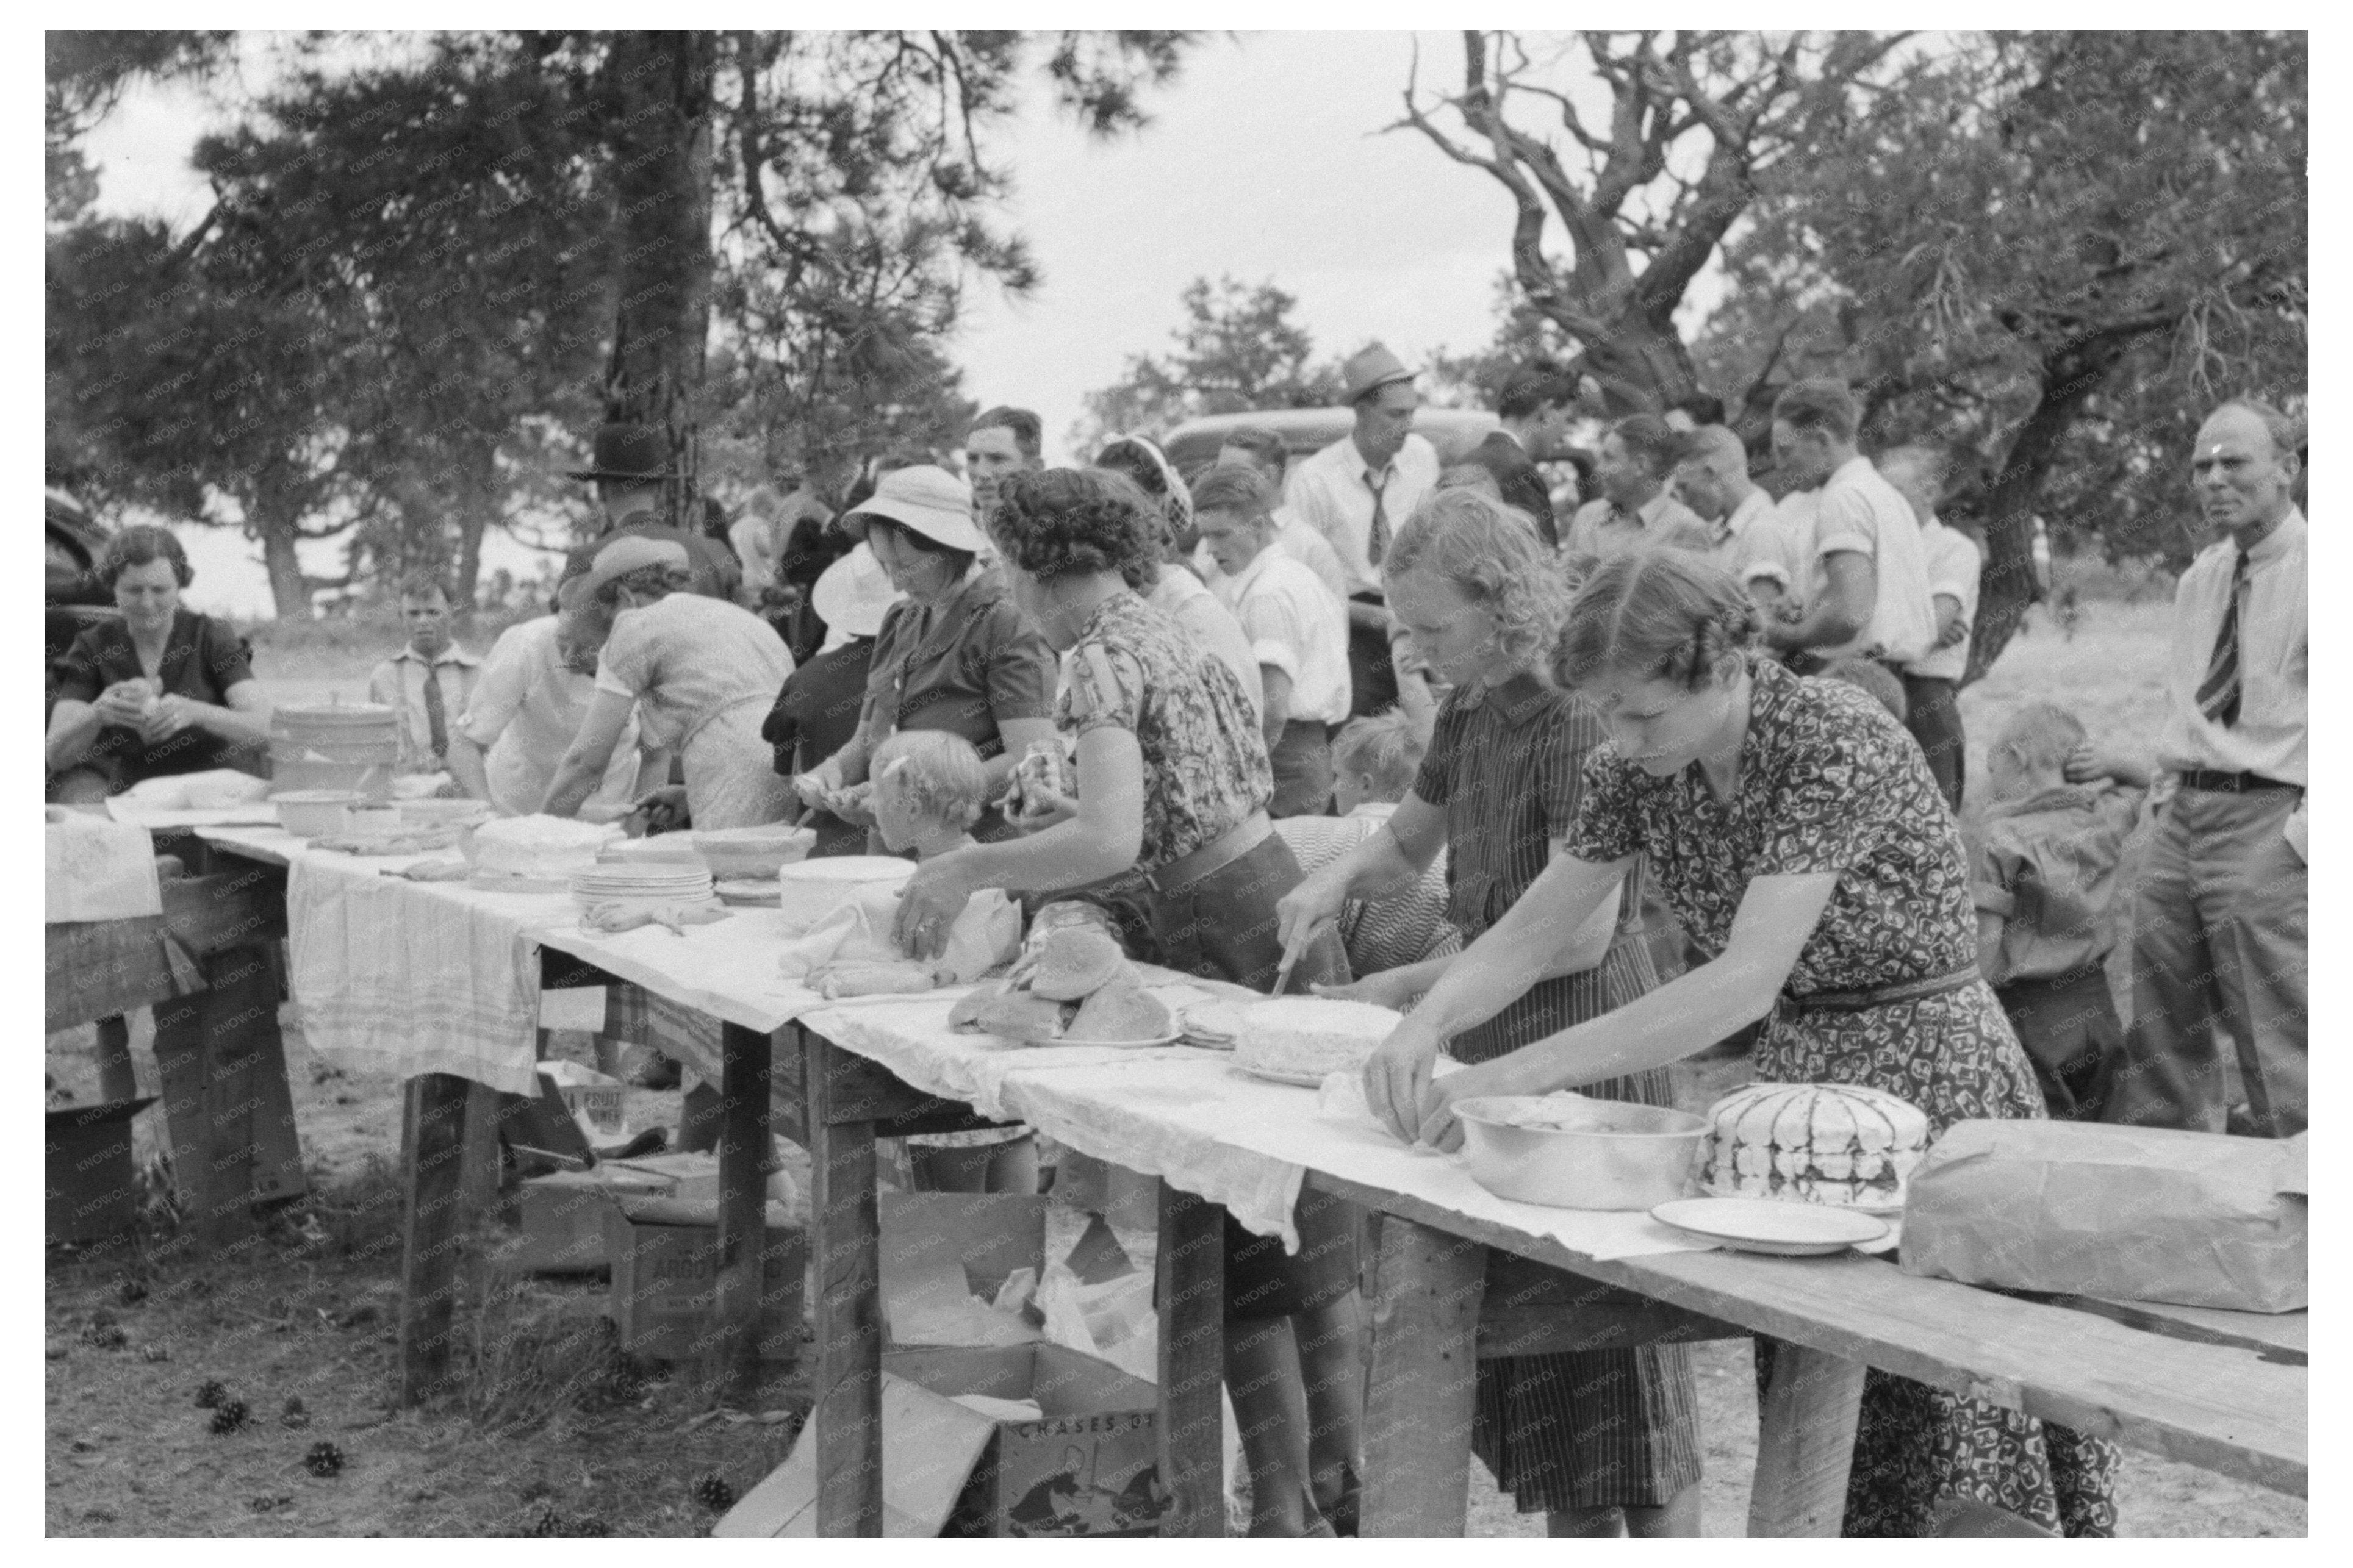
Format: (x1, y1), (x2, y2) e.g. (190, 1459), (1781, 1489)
(198, 831), (2305, 1535)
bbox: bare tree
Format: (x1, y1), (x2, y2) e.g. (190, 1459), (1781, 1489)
(1393, 30), (1911, 415)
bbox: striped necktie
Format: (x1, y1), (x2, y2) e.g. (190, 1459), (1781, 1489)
(2195, 548), (2250, 728)
(421, 660), (449, 762)
(1365, 464), (1395, 568)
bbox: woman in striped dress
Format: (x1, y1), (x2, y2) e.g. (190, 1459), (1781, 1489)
(1277, 489), (1704, 1537)
(1365, 549), (2116, 1537)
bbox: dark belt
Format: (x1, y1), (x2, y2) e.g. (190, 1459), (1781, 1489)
(2175, 769), (2300, 793)
(1140, 812), (1272, 896)
(1782, 965), (1979, 1014)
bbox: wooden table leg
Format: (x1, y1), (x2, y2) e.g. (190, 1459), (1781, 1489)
(805, 1031), (882, 1537)
(150, 947), (276, 1253)
(709, 1021), (776, 1400)
(1748, 1341), (1866, 1537)
(458, 1081), (505, 1224)
(1361, 1212), (1486, 1538)
(1154, 1180), (1226, 1538)
(397, 1071), (472, 1408)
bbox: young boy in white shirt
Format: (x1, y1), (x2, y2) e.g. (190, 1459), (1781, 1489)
(1192, 465), (1353, 817)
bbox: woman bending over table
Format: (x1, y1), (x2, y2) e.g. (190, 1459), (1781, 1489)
(46, 525), (273, 801)
(541, 537), (794, 829)
(891, 466), (1361, 1537)
(1276, 488), (1703, 1538)
(1348, 548), (2116, 1538)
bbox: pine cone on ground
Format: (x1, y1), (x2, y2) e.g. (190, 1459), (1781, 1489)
(209, 1399), (250, 1435)
(193, 1379), (227, 1409)
(565, 1517), (611, 1538)
(690, 1473), (736, 1512)
(304, 1442), (344, 1478)
(525, 1505), (562, 1538)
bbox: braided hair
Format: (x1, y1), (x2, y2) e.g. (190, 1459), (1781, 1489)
(1554, 550), (1759, 694)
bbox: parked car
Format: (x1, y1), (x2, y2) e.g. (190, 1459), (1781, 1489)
(1159, 407), (1501, 478)
(46, 488), (117, 712)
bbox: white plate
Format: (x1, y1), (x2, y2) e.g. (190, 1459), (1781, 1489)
(713, 880), (782, 906)
(1649, 1197), (1888, 1256)
(1234, 1063), (1325, 1089)
(1020, 1028), (1184, 1050)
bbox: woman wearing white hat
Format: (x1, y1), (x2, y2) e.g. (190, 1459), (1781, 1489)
(541, 535), (795, 828)
(763, 543), (901, 857)
(791, 464), (1059, 843)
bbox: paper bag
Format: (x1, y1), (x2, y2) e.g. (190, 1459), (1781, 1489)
(1899, 1120), (2306, 1312)
(45, 807), (163, 924)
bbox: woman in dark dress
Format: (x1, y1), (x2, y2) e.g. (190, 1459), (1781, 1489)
(765, 544), (897, 858)
(1357, 548), (2117, 1538)
(1276, 490), (1702, 1538)
(791, 464), (1058, 847)
(891, 467), (1360, 1537)
(46, 525), (272, 801)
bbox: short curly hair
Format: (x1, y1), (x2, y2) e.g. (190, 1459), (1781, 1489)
(871, 729), (990, 831)
(1555, 550), (1760, 694)
(989, 467), (1164, 586)
(594, 562), (692, 607)
(1383, 487), (1572, 671)
(101, 523), (194, 590)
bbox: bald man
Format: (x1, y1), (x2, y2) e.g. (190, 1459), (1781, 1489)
(2079, 399), (2306, 1137)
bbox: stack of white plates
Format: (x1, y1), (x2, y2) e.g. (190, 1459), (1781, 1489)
(569, 864), (716, 909)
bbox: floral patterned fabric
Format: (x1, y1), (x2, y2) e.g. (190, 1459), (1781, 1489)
(1058, 590), (1270, 873)
(1567, 657), (2117, 1536)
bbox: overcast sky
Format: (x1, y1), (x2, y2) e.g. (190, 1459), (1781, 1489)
(76, 29), (1658, 615)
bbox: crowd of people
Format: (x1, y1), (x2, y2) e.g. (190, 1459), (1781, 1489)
(40, 349), (2305, 1539)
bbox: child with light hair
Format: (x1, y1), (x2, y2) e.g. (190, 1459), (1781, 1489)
(1968, 701), (2146, 1120)
(1271, 709), (1459, 981)
(868, 728), (991, 857)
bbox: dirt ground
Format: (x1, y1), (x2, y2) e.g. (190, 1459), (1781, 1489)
(46, 600), (2304, 1536)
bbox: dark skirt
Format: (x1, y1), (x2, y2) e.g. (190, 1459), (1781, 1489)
(1455, 936), (1706, 1513)
(1131, 832), (1362, 1324)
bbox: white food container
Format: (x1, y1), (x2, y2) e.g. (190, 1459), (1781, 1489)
(273, 790), (359, 837)
(1454, 1095), (1709, 1211)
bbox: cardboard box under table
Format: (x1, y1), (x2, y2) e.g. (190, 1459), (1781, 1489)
(511, 1153), (720, 1274)
(606, 1195), (805, 1362)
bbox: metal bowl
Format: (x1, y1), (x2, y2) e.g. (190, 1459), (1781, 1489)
(1454, 1095), (1709, 1211)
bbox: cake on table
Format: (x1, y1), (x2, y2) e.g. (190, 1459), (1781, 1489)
(469, 815), (620, 887)
(1234, 997), (1405, 1079)
(1697, 1081), (1931, 1210)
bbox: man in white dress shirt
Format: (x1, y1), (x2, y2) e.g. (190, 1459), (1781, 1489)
(1198, 424), (1353, 616)
(1758, 380), (1939, 678)
(1561, 413), (1716, 560)
(2085, 398), (2306, 1137)
(1880, 445), (1983, 811)
(1194, 465), (1351, 817)
(1668, 424), (1795, 597)
(1284, 343), (1439, 718)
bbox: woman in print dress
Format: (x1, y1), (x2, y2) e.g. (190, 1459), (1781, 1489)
(1277, 489), (1703, 1538)
(1351, 548), (2116, 1538)
(890, 465), (1360, 1538)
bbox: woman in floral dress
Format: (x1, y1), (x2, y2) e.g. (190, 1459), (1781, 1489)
(892, 465), (1361, 1537)
(1357, 549), (2118, 1538)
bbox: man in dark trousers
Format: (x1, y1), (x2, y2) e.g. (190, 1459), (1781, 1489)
(558, 423), (742, 602)
(1464, 363), (1580, 548)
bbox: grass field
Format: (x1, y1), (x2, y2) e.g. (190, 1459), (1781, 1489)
(50, 596), (2301, 1538)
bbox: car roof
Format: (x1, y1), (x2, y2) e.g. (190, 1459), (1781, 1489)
(1160, 407), (1498, 474)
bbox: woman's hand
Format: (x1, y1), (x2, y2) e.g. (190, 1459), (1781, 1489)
(1410, 1057), (1517, 1153)
(1007, 781), (1079, 836)
(792, 759), (845, 811)
(1310, 969), (1420, 1012)
(1274, 872), (1349, 958)
(894, 855), (975, 960)
(137, 693), (193, 743)
(1361, 1015), (1445, 1145)
(95, 682), (152, 728)
(827, 781), (876, 828)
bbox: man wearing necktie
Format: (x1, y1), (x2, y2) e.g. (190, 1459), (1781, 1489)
(2068, 398), (2307, 1137)
(368, 575), (480, 778)
(1285, 343), (1440, 718)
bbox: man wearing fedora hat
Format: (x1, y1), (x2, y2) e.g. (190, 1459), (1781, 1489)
(559, 422), (744, 603)
(1284, 343), (1440, 719)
